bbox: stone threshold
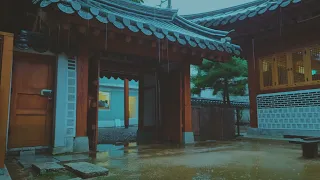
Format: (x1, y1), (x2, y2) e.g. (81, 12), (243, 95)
(0, 166), (12, 180)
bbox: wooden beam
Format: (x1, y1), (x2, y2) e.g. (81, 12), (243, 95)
(76, 46), (89, 136)
(124, 78), (129, 128)
(0, 33), (13, 169)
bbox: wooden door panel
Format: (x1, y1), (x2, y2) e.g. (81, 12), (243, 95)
(9, 115), (47, 147)
(8, 54), (55, 148)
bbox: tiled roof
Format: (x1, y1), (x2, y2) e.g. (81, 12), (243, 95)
(191, 97), (250, 108)
(183, 0), (301, 27)
(33, 0), (241, 55)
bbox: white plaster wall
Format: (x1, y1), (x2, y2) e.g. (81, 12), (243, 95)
(54, 54), (77, 149)
(54, 54), (68, 147)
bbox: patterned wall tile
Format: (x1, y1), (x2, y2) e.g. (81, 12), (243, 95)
(257, 89), (320, 130)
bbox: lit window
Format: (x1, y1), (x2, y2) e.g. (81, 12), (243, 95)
(129, 96), (137, 118)
(98, 91), (110, 110)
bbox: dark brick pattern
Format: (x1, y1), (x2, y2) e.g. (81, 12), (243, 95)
(257, 91), (320, 109)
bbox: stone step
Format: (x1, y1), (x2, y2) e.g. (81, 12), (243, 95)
(17, 155), (59, 168)
(32, 162), (65, 175)
(64, 162), (109, 179)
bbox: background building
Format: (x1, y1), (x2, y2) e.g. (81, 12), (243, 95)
(98, 77), (139, 128)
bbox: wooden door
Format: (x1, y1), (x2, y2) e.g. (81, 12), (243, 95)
(8, 54), (55, 148)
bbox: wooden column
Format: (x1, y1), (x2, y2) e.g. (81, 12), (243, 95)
(246, 43), (259, 128)
(87, 58), (100, 151)
(124, 78), (129, 128)
(182, 63), (192, 132)
(76, 47), (89, 136)
(0, 33), (13, 169)
(138, 74), (144, 130)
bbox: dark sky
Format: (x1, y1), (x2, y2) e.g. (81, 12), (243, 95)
(144, 0), (255, 15)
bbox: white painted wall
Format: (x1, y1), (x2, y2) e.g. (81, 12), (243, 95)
(53, 54), (77, 153)
(54, 54), (68, 147)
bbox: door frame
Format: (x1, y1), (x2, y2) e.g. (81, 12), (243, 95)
(7, 51), (57, 151)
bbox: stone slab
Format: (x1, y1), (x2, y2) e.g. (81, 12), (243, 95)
(20, 149), (35, 157)
(54, 154), (90, 162)
(17, 155), (59, 168)
(64, 162), (109, 179)
(183, 132), (195, 144)
(0, 166), (11, 180)
(32, 162), (65, 175)
(74, 137), (89, 153)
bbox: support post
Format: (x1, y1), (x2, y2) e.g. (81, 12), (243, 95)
(87, 58), (100, 151)
(76, 47), (89, 136)
(236, 108), (241, 136)
(124, 78), (129, 128)
(138, 75), (144, 130)
(247, 40), (259, 128)
(0, 33), (13, 171)
(182, 63), (194, 144)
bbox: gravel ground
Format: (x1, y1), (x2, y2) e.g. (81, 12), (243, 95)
(98, 127), (138, 144)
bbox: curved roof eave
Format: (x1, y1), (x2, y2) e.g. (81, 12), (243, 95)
(182, 0), (302, 27)
(33, 0), (242, 55)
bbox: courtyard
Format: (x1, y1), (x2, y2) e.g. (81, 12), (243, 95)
(5, 139), (320, 180)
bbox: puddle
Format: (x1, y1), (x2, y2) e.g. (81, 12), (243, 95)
(6, 141), (320, 180)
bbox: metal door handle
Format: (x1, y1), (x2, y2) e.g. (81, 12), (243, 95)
(40, 89), (53, 99)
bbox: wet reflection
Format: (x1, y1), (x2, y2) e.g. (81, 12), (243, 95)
(9, 141), (320, 179)
(90, 141), (320, 180)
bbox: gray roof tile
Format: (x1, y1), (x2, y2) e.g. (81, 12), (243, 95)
(183, 0), (301, 27)
(34, 0), (241, 54)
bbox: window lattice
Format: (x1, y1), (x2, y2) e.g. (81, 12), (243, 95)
(261, 57), (273, 87)
(310, 47), (320, 81)
(292, 51), (305, 83)
(276, 53), (288, 85)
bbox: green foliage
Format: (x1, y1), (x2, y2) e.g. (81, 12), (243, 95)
(191, 57), (248, 106)
(131, 0), (144, 3)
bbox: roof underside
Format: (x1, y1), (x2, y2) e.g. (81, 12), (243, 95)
(183, 0), (301, 27)
(33, 0), (241, 55)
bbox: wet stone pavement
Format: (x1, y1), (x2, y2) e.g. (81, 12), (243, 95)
(6, 140), (320, 180)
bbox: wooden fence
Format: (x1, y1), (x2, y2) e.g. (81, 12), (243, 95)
(192, 106), (235, 141)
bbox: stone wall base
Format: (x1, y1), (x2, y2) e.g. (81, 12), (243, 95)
(52, 136), (89, 155)
(247, 128), (320, 137)
(183, 132), (195, 144)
